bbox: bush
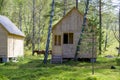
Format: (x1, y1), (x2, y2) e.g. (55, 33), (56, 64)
(17, 57), (24, 62)
(86, 76), (97, 80)
(4, 62), (17, 66)
(116, 57), (120, 66)
(0, 74), (9, 80)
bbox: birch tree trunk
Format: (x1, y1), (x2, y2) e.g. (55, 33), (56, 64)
(74, 0), (90, 61)
(118, 5), (120, 56)
(18, 4), (22, 31)
(32, 0), (36, 55)
(43, 0), (55, 64)
(63, 0), (67, 16)
(38, 8), (42, 51)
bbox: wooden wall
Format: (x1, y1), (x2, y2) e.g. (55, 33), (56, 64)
(8, 34), (24, 57)
(0, 24), (7, 57)
(52, 8), (97, 59)
(0, 24), (24, 59)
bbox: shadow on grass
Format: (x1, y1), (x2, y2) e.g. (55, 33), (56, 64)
(94, 57), (119, 69)
(1, 56), (120, 80)
(17, 59), (82, 80)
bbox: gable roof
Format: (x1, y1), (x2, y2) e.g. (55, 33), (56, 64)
(0, 15), (25, 37)
(52, 7), (87, 30)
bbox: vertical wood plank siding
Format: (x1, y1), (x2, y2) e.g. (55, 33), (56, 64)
(52, 7), (97, 59)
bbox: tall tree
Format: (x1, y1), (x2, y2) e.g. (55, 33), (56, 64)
(37, 4), (42, 51)
(74, 0), (90, 60)
(18, 4), (22, 31)
(63, 0), (67, 16)
(0, 0), (4, 13)
(118, 5), (120, 56)
(43, 0), (55, 64)
(91, 20), (95, 75)
(99, 0), (102, 54)
(88, 17), (98, 75)
(76, 0), (78, 9)
(32, 0), (36, 55)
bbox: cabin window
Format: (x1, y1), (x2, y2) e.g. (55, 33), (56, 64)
(54, 35), (57, 45)
(63, 33), (68, 44)
(58, 35), (61, 45)
(63, 33), (73, 44)
(54, 35), (61, 46)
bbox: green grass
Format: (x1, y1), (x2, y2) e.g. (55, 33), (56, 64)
(0, 38), (120, 80)
(0, 55), (120, 80)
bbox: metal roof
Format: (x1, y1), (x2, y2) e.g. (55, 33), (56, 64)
(0, 15), (25, 37)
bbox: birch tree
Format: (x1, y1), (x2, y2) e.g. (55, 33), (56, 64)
(43, 0), (55, 64)
(32, 0), (36, 55)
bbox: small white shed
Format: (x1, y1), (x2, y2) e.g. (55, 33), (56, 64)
(0, 15), (25, 62)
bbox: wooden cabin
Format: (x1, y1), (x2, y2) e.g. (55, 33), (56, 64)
(51, 7), (97, 63)
(0, 15), (25, 62)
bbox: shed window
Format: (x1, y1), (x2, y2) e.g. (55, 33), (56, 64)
(54, 35), (57, 45)
(63, 33), (73, 44)
(58, 35), (61, 45)
(54, 35), (61, 46)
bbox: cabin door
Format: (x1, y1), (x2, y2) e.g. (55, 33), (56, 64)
(62, 33), (74, 58)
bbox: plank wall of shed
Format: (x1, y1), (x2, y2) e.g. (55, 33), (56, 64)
(0, 24), (8, 57)
(8, 34), (24, 57)
(52, 9), (97, 58)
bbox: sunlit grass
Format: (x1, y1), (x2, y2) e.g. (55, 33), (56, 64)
(0, 54), (120, 80)
(102, 30), (119, 57)
(0, 39), (120, 80)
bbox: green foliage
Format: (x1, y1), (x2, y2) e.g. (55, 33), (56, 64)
(4, 62), (17, 66)
(86, 76), (97, 80)
(17, 57), (24, 62)
(0, 0), (5, 13)
(116, 57), (120, 66)
(0, 54), (120, 80)
(1, 0), (118, 52)
(0, 74), (9, 80)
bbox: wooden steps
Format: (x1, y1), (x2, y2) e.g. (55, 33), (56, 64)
(51, 55), (62, 64)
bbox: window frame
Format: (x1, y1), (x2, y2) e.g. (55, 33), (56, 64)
(63, 33), (73, 44)
(54, 35), (61, 46)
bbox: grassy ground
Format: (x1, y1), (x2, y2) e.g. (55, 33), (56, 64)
(0, 38), (120, 80)
(0, 54), (120, 80)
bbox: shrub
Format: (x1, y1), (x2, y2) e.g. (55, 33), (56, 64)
(116, 57), (120, 66)
(4, 61), (17, 66)
(17, 57), (24, 62)
(86, 76), (97, 80)
(0, 74), (9, 80)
